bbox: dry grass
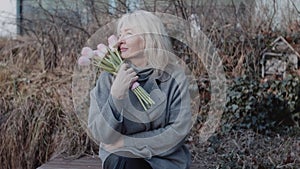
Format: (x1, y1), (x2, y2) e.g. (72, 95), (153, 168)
(0, 39), (97, 169)
(190, 129), (300, 168)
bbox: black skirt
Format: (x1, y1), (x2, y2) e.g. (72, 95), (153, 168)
(103, 153), (153, 169)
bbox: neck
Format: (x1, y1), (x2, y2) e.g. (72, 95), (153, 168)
(128, 55), (148, 68)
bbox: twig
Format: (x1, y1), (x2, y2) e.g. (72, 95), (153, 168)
(269, 0), (277, 30)
(276, 163), (296, 168)
(289, 0), (300, 14)
(268, 156), (276, 166)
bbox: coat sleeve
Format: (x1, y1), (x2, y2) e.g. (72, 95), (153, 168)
(88, 72), (128, 144)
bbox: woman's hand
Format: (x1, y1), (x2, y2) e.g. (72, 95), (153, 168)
(111, 63), (138, 99)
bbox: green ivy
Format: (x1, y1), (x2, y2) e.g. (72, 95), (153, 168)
(223, 74), (300, 134)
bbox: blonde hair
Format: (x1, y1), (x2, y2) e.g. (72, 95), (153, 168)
(117, 10), (174, 70)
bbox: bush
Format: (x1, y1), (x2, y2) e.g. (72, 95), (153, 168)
(224, 74), (300, 134)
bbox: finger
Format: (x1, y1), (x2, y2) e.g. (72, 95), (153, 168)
(125, 73), (137, 84)
(120, 63), (129, 71)
(130, 76), (139, 84)
(126, 68), (135, 74)
(133, 76), (139, 81)
(129, 71), (137, 77)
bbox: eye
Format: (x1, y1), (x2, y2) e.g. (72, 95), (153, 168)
(125, 32), (133, 36)
(123, 32), (133, 39)
(118, 32), (132, 39)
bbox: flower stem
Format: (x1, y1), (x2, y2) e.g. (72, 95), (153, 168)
(136, 87), (155, 105)
(115, 50), (123, 63)
(104, 58), (118, 70)
(133, 90), (148, 111)
(108, 49), (122, 65)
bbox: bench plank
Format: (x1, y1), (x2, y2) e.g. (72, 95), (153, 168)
(37, 155), (200, 169)
(37, 156), (101, 169)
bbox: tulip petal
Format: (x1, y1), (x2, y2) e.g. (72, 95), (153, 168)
(78, 56), (91, 66)
(97, 44), (108, 54)
(81, 47), (94, 58)
(108, 35), (118, 49)
(131, 82), (140, 90)
(94, 50), (105, 60)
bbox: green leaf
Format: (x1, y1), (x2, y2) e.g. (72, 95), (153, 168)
(231, 104), (239, 112)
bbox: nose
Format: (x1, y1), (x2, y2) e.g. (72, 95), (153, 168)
(118, 37), (126, 46)
(118, 38), (124, 43)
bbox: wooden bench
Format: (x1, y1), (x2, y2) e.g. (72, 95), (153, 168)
(37, 155), (101, 169)
(37, 155), (201, 169)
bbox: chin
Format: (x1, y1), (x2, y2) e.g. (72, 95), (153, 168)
(121, 53), (133, 59)
(121, 54), (128, 59)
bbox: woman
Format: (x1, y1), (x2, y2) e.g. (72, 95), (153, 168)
(88, 10), (192, 169)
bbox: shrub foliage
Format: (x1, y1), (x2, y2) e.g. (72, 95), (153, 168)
(224, 74), (300, 134)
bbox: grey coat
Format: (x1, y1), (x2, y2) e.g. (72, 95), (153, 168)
(88, 63), (192, 169)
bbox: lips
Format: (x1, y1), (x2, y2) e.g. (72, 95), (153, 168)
(120, 47), (128, 52)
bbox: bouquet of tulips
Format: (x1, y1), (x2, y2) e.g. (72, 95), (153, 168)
(78, 35), (155, 110)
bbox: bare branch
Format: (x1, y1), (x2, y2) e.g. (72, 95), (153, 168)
(269, 0), (277, 30)
(289, 0), (300, 14)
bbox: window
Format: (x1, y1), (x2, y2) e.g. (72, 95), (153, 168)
(127, 0), (140, 12)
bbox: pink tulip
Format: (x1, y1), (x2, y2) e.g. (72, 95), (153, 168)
(93, 50), (105, 59)
(81, 47), (94, 58)
(78, 56), (91, 66)
(131, 82), (140, 90)
(97, 44), (108, 54)
(108, 35), (118, 49)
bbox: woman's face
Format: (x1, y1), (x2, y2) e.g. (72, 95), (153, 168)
(118, 26), (145, 60)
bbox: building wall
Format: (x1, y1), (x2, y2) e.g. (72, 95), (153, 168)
(0, 0), (17, 37)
